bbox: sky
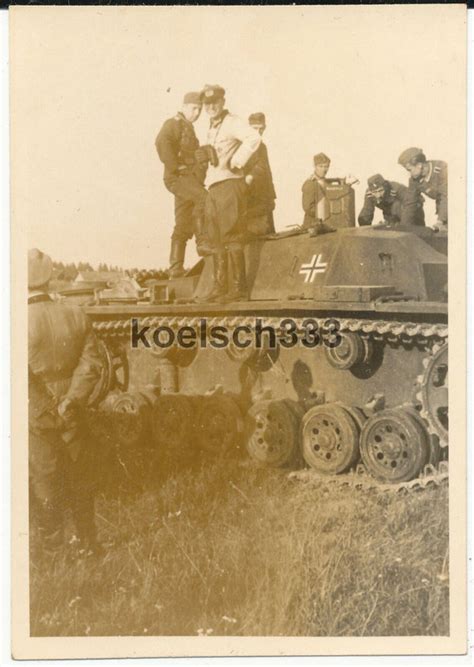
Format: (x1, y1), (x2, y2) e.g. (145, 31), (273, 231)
(11, 5), (466, 269)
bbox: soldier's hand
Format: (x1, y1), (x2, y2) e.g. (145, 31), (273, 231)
(245, 175), (254, 186)
(58, 398), (78, 424)
(194, 148), (209, 164)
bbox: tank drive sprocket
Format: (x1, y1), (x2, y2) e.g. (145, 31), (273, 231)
(415, 342), (448, 448)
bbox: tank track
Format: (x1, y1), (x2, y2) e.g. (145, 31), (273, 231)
(92, 314), (447, 346)
(91, 315), (448, 492)
(288, 461), (448, 494)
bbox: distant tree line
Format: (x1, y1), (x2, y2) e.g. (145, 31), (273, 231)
(52, 260), (168, 282)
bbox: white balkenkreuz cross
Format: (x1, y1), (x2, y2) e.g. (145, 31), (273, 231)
(299, 254), (328, 283)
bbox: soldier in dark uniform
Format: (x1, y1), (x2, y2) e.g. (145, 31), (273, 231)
(28, 249), (104, 554)
(301, 152), (336, 234)
(358, 173), (425, 227)
(398, 147), (448, 229)
(244, 112), (277, 236)
(155, 92), (212, 278)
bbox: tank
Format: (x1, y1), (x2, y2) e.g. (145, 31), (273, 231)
(81, 221), (448, 489)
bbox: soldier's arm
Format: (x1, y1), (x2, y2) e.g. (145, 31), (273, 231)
(229, 117), (262, 170)
(64, 318), (104, 406)
(436, 164), (448, 223)
(302, 180), (316, 217)
(357, 193), (375, 226)
(155, 119), (180, 176)
(398, 185), (421, 226)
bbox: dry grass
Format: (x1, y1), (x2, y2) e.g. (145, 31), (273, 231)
(30, 421), (449, 637)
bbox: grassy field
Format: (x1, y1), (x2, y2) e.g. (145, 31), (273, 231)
(29, 432), (449, 638)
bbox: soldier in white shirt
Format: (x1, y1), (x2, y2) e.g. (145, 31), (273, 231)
(200, 84), (261, 302)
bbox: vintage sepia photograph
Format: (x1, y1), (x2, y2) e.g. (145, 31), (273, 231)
(10, 4), (467, 659)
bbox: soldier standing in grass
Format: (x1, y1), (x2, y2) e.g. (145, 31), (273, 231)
(156, 92), (212, 278)
(358, 173), (425, 227)
(200, 84), (262, 302)
(28, 249), (104, 554)
(398, 147), (448, 230)
(244, 112), (277, 236)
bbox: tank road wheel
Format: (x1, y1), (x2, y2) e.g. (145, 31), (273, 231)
(360, 407), (429, 483)
(112, 392), (154, 447)
(325, 332), (372, 371)
(88, 340), (129, 407)
(301, 403), (361, 475)
(196, 395), (243, 456)
(151, 394), (196, 452)
(416, 343), (448, 448)
(246, 400), (300, 468)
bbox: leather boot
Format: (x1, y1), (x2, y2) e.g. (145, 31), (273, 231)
(221, 248), (247, 303)
(168, 239), (186, 278)
(194, 216), (213, 257)
(200, 251), (227, 302)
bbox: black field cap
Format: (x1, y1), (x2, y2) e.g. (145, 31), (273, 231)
(313, 152), (331, 165)
(201, 84), (225, 103)
(367, 174), (387, 191)
(183, 91), (202, 105)
(398, 147), (426, 166)
(249, 112), (266, 126)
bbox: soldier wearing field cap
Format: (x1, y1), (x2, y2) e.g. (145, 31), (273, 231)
(155, 91), (212, 278)
(398, 147), (448, 229)
(301, 152), (336, 234)
(200, 84), (262, 302)
(28, 249), (104, 554)
(244, 112), (277, 236)
(358, 173), (425, 227)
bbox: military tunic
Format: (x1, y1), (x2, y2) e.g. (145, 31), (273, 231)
(28, 293), (103, 543)
(409, 160), (448, 224)
(155, 113), (207, 243)
(358, 181), (425, 227)
(244, 142), (276, 236)
(302, 175), (332, 227)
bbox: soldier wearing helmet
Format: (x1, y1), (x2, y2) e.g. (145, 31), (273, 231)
(358, 173), (425, 227)
(155, 92), (212, 278)
(398, 147), (448, 229)
(28, 249), (104, 554)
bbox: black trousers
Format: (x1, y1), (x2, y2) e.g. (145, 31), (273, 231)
(205, 178), (248, 251)
(29, 426), (98, 543)
(165, 174), (208, 243)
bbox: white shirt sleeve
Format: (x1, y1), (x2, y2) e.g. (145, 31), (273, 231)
(229, 116), (262, 170)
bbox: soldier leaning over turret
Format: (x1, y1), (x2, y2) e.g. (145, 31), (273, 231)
(398, 147), (448, 230)
(155, 92), (212, 278)
(358, 173), (425, 227)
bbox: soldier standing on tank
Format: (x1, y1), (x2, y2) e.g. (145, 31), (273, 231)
(201, 84), (261, 302)
(155, 92), (212, 278)
(244, 112), (277, 236)
(398, 147), (448, 230)
(28, 249), (104, 555)
(358, 173), (425, 227)
(301, 153), (336, 234)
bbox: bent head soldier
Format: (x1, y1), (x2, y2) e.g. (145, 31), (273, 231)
(155, 92), (212, 278)
(358, 173), (425, 227)
(28, 249), (104, 554)
(398, 147), (448, 230)
(200, 84), (262, 303)
(244, 112), (277, 237)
